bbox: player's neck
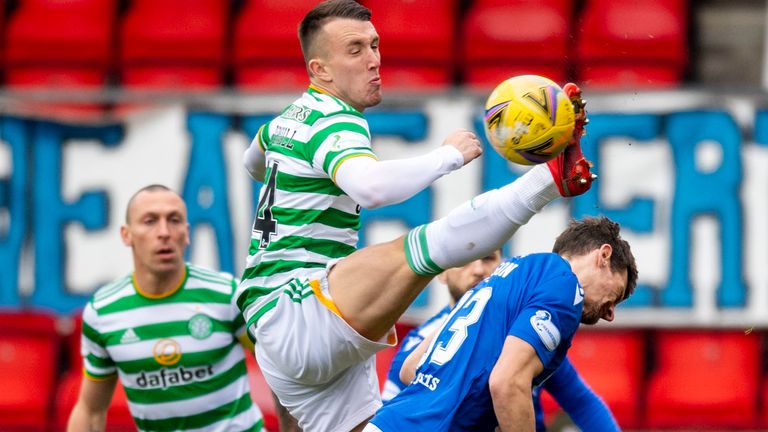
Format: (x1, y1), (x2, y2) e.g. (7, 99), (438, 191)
(308, 82), (364, 113)
(133, 265), (187, 298)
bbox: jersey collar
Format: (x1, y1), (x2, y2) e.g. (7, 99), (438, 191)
(132, 264), (189, 299)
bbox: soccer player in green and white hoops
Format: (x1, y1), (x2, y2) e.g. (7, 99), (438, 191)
(236, 1), (594, 431)
(68, 185), (264, 432)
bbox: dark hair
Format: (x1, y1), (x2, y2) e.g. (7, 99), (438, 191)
(125, 184), (173, 223)
(552, 216), (638, 301)
(298, 0), (372, 63)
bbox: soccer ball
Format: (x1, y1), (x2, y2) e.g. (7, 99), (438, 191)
(483, 75), (575, 165)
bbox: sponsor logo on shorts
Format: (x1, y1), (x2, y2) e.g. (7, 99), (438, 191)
(188, 313), (213, 340)
(413, 372), (440, 391)
(135, 364), (214, 390)
(153, 338), (182, 366)
(529, 310), (561, 351)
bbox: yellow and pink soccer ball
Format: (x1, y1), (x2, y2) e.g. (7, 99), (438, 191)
(483, 75), (575, 165)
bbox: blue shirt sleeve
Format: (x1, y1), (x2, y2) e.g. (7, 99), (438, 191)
(507, 274), (580, 369)
(544, 357), (620, 432)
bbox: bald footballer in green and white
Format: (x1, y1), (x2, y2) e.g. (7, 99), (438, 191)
(69, 185), (263, 432)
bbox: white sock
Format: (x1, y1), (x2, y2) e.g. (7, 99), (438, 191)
(404, 165), (560, 275)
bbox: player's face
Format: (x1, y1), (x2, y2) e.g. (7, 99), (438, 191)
(121, 190), (189, 277)
(315, 18), (381, 111)
(441, 251), (502, 304)
(581, 264), (627, 325)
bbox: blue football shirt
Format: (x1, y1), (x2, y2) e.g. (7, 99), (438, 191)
(381, 306), (452, 402)
(371, 253), (583, 432)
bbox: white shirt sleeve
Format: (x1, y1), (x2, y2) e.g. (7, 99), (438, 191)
(243, 135), (266, 181)
(334, 146), (464, 209)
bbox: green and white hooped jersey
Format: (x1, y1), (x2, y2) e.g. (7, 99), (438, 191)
(237, 86), (376, 330)
(81, 264), (263, 432)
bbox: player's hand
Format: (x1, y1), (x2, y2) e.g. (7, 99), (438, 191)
(443, 129), (482, 166)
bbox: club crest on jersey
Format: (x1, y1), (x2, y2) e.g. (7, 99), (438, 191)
(529, 310), (561, 352)
(188, 313), (213, 340)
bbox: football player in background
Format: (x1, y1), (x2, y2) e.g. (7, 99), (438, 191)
(68, 185), (264, 432)
(382, 250), (620, 432)
(235, 0), (594, 430)
(366, 216), (636, 432)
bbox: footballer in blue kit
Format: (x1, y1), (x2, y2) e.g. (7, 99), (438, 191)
(384, 304), (619, 431)
(374, 253), (581, 431)
(367, 217), (637, 432)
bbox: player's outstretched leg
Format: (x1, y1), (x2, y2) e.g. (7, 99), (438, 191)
(331, 84), (596, 343)
(331, 163), (564, 341)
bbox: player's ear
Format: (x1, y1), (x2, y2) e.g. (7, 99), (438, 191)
(599, 244), (613, 267)
(308, 58), (332, 83)
(184, 223), (191, 247)
(120, 224), (132, 247)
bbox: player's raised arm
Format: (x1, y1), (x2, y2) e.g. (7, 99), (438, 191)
(243, 131), (267, 181)
(334, 129), (481, 209)
(489, 336), (544, 432)
(399, 328), (438, 385)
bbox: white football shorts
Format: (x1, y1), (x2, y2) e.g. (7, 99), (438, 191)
(252, 269), (397, 432)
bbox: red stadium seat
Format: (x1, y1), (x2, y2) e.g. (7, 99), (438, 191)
(363, 0), (458, 91)
(3, 0), (115, 117)
(646, 330), (760, 429)
(567, 330), (645, 429)
(233, 0), (315, 91)
(538, 391), (560, 425)
(53, 370), (135, 431)
(460, 0), (573, 89)
(576, 0), (688, 88)
(52, 312), (135, 430)
(4, 0), (115, 88)
(761, 371), (768, 428)
(0, 310), (60, 430)
(374, 321), (418, 392)
(376, 346), (398, 391)
(119, 0), (228, 89)
(244, 350), (279, 432)
(0, 0), (5, 75)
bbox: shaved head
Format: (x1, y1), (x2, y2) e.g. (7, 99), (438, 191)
(125, 184), (178, 224)
(299, 0), (372, 63)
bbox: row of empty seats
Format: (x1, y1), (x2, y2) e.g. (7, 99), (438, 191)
(0, 0), (688, 92)
(541, 330), (761, 430)
(0, 309), (764, 431)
